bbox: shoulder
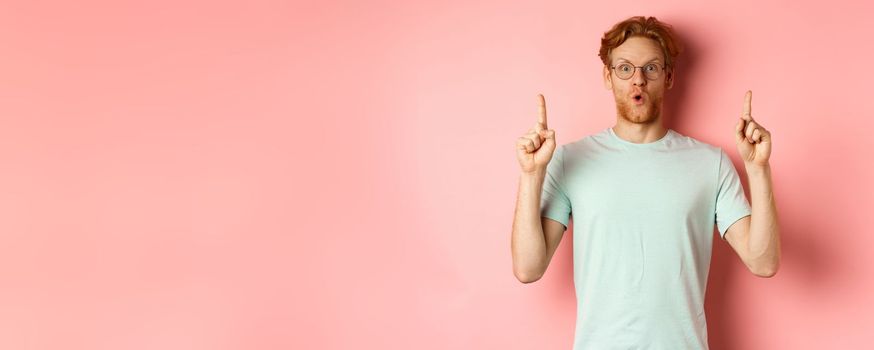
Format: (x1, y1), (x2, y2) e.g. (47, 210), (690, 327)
(559, 128), (611, 154)
(668, 129), (725, 159)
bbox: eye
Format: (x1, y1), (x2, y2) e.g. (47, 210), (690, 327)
(645, 64), (658, 72)
(618, 64), (632, 72)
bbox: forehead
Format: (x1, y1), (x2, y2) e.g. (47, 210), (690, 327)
(611, 36), (664, 63)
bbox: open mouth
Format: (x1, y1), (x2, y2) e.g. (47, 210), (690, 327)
(632, 93), (644, 104)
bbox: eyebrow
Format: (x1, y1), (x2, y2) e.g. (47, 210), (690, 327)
(615, 57), (662, 64)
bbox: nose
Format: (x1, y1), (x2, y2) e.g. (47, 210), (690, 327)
(631, 67), (647, 86)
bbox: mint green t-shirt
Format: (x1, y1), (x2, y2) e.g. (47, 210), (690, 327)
(540, 127), (751, 350)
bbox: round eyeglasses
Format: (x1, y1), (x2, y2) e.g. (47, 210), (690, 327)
(610, 62), (666, 80)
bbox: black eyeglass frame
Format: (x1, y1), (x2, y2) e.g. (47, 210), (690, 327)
(609, 62), (669, 80)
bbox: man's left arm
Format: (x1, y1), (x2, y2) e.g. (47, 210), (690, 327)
(725, 90), (782, 277)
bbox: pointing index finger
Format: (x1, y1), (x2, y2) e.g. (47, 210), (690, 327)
(742, 90), (752, 120)
(538, 93), (548, 130)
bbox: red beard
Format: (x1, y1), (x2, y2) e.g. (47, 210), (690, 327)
(616, 92), (662, 124)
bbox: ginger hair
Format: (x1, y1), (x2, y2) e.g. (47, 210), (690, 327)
(598, 16), (683, 70)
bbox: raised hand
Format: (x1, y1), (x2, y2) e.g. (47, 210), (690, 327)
(516, 94), (557, 174)
(735, 90), (772, 167)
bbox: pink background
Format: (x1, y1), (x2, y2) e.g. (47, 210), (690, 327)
(1, 0), (872, 349)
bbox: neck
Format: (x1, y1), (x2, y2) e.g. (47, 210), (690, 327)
(611, 119), (668, 144)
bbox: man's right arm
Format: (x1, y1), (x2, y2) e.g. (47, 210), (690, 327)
(511, 94), (565, 284)
(511, 170), (566, 283)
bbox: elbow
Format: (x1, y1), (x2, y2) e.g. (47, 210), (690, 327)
(514, 269), (544, 284)
(751, 261), (780, 278)
(748, 245), (781, 278)
(752, 268), (777, 278)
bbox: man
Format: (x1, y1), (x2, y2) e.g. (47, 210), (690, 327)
(510, 16), (781, 349)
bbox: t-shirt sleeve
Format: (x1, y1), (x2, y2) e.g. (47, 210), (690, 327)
(715, 149), (752, 239)
(539, 145), (572, 230)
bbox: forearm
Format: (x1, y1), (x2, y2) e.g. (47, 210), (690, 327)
(511, 171), (547, 280)
(745, 163), (781, 273)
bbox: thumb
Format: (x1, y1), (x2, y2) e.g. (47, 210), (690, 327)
(734, 118), (746, 143)
(539, 129), (555, 140)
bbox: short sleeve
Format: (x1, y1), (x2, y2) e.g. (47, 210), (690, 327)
(540, 146), (572, 229)
(715, 149), (751, 239)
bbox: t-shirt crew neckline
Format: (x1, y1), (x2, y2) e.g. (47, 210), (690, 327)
(607, 127), (675, 148)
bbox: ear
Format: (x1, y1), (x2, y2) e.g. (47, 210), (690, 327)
(665, 68), (675, 89)
(603, 65), (613, 90)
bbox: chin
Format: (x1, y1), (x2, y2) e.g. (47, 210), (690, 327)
(619, 104), (660, 124)
(627, 115), (655, 124)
